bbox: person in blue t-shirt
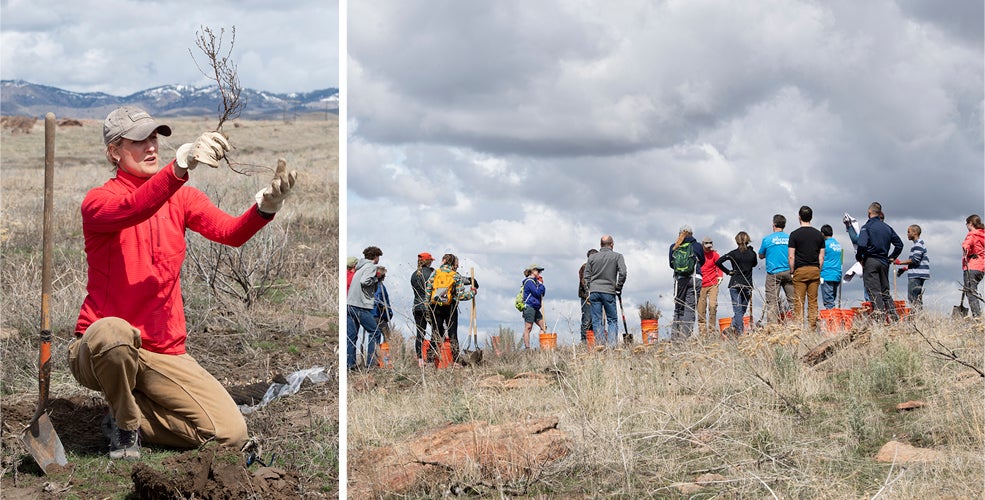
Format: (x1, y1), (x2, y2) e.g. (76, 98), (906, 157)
(819, 224), (843, 309)
(759, 214), (795, 323)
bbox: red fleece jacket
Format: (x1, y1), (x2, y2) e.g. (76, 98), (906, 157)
(963, 228), (985, 272)
(75, 162), (272, 354)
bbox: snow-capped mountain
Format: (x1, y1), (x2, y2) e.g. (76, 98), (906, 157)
(0, 80), (339, 119)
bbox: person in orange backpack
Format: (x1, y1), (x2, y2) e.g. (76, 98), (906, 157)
(425, 253), (477, 360)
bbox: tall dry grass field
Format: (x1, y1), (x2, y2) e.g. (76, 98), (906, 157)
(1, 114), (340, 496)
(348, 316), (984, 497)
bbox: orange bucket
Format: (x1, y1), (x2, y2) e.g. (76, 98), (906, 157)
(377, 341), (392, 368)
(539, 332), (557, 350)
(641, 319), (659, 344)
(819, 309), (841, 334)
(586, 330), (595, 348)
(436, 339), (453, 369)
(894, 300), (907, 318)
(719, 316), (751, 334)
(860, 301), (873, 314)
(422, 339), (431, 362)
(718, 317), (732, 332)
(839, 309), (855, 329)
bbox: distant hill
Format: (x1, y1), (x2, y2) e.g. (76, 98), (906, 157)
(0, 80), (339, 120)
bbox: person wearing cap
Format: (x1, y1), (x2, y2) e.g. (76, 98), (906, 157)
(520, 264), (548, 349)
(578, 249), (598, 343)
(584, 235), (627, 345)
(669, 225), (704, 341)
(696, 236), (723, 335)
(67, 106), (298, 460)
(346, 256), (358, 292)
(410, 252), (437, 366)
(760, 214), (795, 323)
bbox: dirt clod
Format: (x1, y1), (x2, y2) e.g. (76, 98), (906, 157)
(131, 446), (300, 499)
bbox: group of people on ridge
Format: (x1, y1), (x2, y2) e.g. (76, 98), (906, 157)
(346, 249), (477, 369)
(346, 204), (983, 365)
(573, 203), (983, 344)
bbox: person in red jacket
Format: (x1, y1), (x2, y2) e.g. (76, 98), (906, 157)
(67, 106), (297, 460)
(696, 236), (723, 335)
(962, 214), (985, 317)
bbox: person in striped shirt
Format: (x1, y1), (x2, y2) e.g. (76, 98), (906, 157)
(895, 225), (930, 309)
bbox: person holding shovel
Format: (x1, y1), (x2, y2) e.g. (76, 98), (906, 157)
(425, 253), (477, 361)
(68, 106), (297, 459)
(520, 264), (548, 349)
(584, 235), (627, 345)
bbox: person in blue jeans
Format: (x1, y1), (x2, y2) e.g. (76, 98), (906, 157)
(578, 249), (598, 342)
(819, 224), (843, 309)
(584, 235), (627, 345)
(346, 246), (384, 370)
(716, 231), (758, 336)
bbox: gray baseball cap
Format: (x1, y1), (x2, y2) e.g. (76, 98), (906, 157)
(103, 106), (171, 146)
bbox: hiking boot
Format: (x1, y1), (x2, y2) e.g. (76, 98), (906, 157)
(102, 412), (140, 460)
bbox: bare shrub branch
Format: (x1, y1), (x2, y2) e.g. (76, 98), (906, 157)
(189, 25), (245, 131)
(913, 324), (984, 377)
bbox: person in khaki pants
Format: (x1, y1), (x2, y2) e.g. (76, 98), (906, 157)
(68, 106), (297, 459)
(696, 236), (723, 335)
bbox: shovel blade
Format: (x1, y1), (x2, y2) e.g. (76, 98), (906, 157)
(21, 413), (68, 474)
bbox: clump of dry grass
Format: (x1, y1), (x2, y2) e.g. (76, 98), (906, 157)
(348, 313), (984, 497)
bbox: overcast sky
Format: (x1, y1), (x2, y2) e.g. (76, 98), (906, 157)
(347, 0), (984, 345)
(0, 0), (338, 95)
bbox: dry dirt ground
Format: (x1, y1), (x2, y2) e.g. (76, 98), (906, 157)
(0, 114), (339, 498)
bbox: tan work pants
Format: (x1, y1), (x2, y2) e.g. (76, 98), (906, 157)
(792, 266), (821, 330)
(68, 317), (247, 449)
(696, 283), (719, 334)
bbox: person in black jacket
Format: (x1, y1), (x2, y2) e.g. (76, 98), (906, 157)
(716, 231), (758, 336)
(410, 252), (435, 367)
(856, 202), (904, 322)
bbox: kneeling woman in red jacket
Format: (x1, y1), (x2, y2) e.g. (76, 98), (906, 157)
(68, 106), (296, 459)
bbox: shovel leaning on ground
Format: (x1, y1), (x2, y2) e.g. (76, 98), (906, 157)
(618, 293), (632, 345)
(21, 113), (68, 473)
(460, 267), (483, 365)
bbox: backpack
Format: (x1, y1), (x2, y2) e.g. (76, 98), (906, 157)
(430, 268), (456, 306)
(514, 278), (533, 312)
(672, 241), (697, 275)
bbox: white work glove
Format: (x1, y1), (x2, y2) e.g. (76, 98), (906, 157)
(176, 131), (230, 171)
(255, 159), (298, 214)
